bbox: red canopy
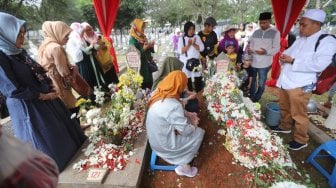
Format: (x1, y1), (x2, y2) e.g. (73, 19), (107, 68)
(93, 0), (120, 73)
(266, 0), (306, 86)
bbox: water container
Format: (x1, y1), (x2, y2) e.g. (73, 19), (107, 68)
(265, 102), (281, 127)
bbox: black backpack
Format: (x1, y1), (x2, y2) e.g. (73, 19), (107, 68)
(315, 34), (336, 67)
(313, 34), (336, 95)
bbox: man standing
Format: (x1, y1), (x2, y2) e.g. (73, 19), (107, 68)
(273, 9), (336, 150)
(248, 12), (280, 102)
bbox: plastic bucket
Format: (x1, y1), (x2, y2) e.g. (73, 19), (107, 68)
(265, 102), (281, 127)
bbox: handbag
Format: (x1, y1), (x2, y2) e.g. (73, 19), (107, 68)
(186, 58), (201, 72)
(70, 67), (93, 97)
(182, 37), (201, 72)
(149, 60), (158, 73)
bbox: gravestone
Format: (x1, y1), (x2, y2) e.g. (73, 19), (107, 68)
(126, 46), (141, 72)
(215, 52), (230, 74)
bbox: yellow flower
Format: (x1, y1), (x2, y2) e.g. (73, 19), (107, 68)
(75, 98), (91, 107)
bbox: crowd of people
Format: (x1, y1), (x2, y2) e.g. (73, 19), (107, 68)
(145, 8), (336, 178)
(0, 7), (335, 184)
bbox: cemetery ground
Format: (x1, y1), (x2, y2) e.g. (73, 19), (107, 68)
(1, 38), (333, 187)
(140, 87), (331, 188)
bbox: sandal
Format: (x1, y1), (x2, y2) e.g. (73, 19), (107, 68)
(175, 165), (198, 177)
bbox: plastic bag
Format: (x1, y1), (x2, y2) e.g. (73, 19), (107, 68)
(0, 131), (59, 188)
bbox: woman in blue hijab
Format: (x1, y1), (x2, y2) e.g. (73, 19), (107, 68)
(0, 12), (86, 171)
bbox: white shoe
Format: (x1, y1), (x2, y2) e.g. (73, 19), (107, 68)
(174, 165), (198, 177)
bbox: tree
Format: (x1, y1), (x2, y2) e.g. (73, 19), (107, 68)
(307, 0), (336, 24)
(37, 0), (82, 24)
(114, 0), (146, 31)
(81, 3), (99, 28)
(185, 0), (222, 25)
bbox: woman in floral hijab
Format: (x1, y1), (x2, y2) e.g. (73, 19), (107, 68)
(129, 18), (154, 90)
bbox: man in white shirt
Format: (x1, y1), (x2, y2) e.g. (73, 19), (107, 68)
(273, 9), (336, 150)
(248, 12), (280, 102)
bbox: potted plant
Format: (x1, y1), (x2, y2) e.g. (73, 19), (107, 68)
(325, 95), (336, 129)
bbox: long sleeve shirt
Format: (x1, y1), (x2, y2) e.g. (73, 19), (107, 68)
(249, 27), (280, 68)
(146, 98), (205, 165)
(178, 35), (204, 78)
(276, 30), (336, 90)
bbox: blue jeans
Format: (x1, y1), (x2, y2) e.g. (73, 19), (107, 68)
(249, 66), (271, 102)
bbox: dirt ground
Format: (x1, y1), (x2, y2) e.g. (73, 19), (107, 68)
(140, 87), (330, 188)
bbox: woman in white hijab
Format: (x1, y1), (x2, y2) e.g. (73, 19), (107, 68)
(79, 22), (107, 89)
(66, 22), (85, 65)
(0, 12), (86, 171)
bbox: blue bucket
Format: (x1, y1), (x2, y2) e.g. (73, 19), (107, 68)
(265, 102), (281, 127)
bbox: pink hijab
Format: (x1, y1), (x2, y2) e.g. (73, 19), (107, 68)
(81, 22), (98, 44)
(69, 22), (85, 47)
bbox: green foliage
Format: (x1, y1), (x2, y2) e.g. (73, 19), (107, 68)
(114, 0), (146, 30)
(37, 0), (81, 23)
(145, 0), (271, 28)
(81, 3), (99, 29)
(0, 0), (40, 29)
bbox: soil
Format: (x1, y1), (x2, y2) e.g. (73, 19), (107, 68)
(140, 87), (330, 188)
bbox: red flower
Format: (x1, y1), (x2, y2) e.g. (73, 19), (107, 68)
(226, 119), (234, 128)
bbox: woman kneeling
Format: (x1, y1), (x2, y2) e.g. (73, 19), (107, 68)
(146, 70), (204, 177)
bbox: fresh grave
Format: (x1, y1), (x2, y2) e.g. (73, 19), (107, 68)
(72, 69), (148, 174)
(203, 72), (310, 187)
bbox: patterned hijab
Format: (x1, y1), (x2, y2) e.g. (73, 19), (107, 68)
(148, 70), (187, 108)
(38, 21), (72, 62)
(130, 18), (146, 43)
(69, 22), (85, 48)
(0, 12), (26, 55)
(70, 23), (84, 41)
(81, 22), (98, 44)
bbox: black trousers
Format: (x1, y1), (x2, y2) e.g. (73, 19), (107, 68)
(187, 76), (203, 92)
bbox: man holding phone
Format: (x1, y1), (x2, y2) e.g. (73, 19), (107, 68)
(248, 12), (280, 102)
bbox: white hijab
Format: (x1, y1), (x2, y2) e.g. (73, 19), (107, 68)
(66, 22), (85, 64)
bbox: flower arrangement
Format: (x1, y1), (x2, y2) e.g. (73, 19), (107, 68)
(94, 86), (107, 106)
(203, 72), (302, 186)
(270, 181), (306, 188)
(73, 108), (145, 172)
(72, 68), (148, 172)
(75, 98), (94, 124)
(117, 68), (143, 93)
